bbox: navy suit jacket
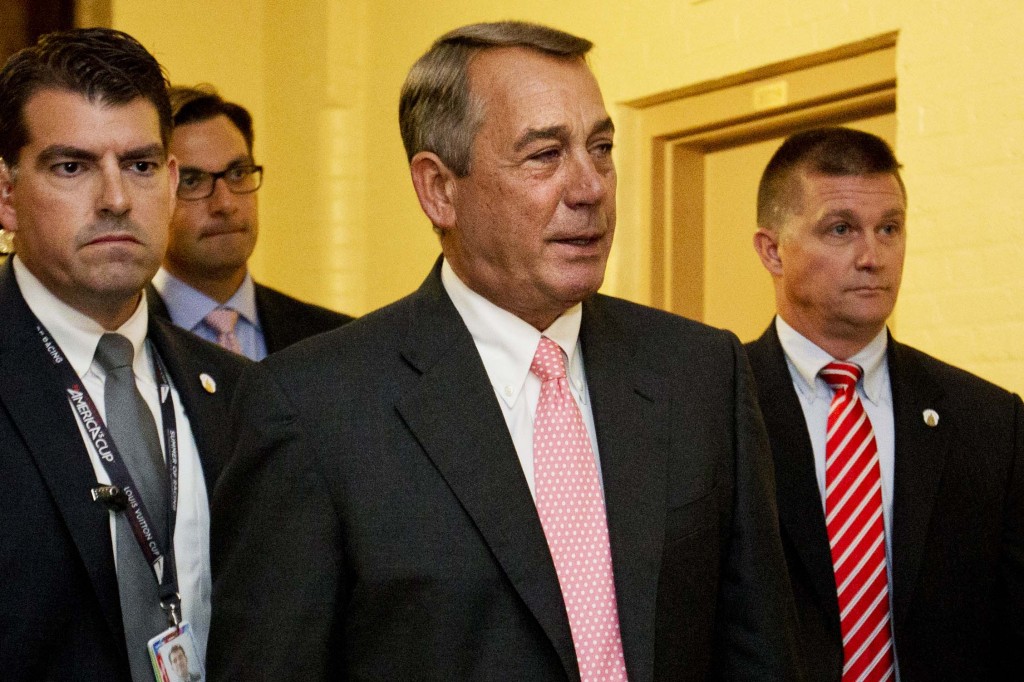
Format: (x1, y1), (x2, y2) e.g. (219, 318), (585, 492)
(207, 262), (801, 681)
(147, 281), (353, 355)
(0, 260), (249, 681)
(746, 323), (1024, 681)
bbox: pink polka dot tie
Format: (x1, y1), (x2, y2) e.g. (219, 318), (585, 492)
(204, 307), (243, 354)
(531, 336), (627, 681)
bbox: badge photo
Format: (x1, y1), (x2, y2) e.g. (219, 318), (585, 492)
(148, 622), (204, 682)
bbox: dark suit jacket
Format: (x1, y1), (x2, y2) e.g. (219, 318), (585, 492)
(207, 263), (801, 681)
(0, 260), (250, 681)
(147, 281), (354, 355)
(746, 323), (1024, 681)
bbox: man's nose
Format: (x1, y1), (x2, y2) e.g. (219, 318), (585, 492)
(98, 166), (129, 216)
(564, 151), (609, 207)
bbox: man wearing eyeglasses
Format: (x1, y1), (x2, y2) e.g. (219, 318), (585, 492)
(149, 86), (352, 360)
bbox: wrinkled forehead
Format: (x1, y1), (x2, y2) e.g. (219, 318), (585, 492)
(478, 48), (600, 98)
(785, 168), (904, 217)
(20, 88), (163, 145)
(466, 47), (608, 140)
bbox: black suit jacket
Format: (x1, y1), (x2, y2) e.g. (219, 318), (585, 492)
(147, 281), (354, 355)
(746, 323), (1024, 681)
(0, 260), (250, 681)
(207, 263), (801, 681)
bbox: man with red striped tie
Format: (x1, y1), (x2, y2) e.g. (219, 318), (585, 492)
(746, 126), (1024, 681)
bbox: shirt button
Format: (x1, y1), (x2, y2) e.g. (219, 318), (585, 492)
(504, 385), (514, 397)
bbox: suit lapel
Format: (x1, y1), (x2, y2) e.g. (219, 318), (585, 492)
(579, 296), (666, 682)
(253, 283), (284, 354)
(748, 326), (841, 627)
(0, 261), (123, 639)
(147, 319), (234, 491)
(392, 267), (577, 679)
(145, 282), (170, 321)
(887, 339), (947, 625)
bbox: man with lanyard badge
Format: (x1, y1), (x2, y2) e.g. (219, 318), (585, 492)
(0, 29), (248, 681)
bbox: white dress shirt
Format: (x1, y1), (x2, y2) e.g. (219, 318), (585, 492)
(152, 267), (267, 360)
(775, 315), (901, 675)
(441, 259), (603, 499)
(14, 257), (213, 663)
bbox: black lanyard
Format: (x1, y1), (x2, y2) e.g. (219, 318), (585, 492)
(35, 322), (183, 626)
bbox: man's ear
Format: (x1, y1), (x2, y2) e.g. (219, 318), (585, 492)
(165, 154), (179, 214)
(752, 226), (784, 276)
(0, 160), (18, 232)
(409, 151), (457, 231)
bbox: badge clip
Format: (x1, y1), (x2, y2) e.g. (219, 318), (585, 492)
(162, 596), (183, 631)
(91, 485), (128, 512)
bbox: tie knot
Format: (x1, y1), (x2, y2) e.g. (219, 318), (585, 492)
(94, 333), (135, 371)
(204, 307), (240, 335)
(820, 361), (862, 393)
(530, 336), (567, 382)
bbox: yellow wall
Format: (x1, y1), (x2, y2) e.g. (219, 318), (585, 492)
(114, 0), (1024, 394)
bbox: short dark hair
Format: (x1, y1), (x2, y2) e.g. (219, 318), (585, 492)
(169, 84), (255, 154)
(0, 28), (171, 166)
(757, 126), (905, 230)
(399, 21), (593, 177)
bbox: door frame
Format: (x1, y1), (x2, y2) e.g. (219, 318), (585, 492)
(621, 33), (897, 317)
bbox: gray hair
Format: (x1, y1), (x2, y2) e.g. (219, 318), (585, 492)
(398, 21), (592, 177)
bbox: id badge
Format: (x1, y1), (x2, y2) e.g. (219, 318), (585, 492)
(148, 621), (204, 682)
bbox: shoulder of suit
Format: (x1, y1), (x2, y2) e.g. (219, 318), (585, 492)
(150, 315), (252, 371)
(743, 325), (780, 364)
(586, 293), (737, 344)
(255, 281), (354, 324)
(891, 339), (1019, 400)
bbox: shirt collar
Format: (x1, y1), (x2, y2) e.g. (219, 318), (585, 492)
(13, 255), (150, 378)
(152, 268), (260, 331)
(441, 258), (585, 408)
(774, 315), (888, 405)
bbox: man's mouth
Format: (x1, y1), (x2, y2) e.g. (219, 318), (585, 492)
(551, 232), (604, 247)
(87, 233), (140, 246)
(201, 225), (247, 238)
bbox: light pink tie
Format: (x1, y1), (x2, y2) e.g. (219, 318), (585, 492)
(821, 362), (895, 682)
(531, 336), (627, 681)
(204, 308), (243, 354)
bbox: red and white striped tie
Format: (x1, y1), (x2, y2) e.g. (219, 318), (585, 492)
(821, 361), (895, 682)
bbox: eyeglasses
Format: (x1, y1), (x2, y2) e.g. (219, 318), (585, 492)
(177, 164), (263, 200)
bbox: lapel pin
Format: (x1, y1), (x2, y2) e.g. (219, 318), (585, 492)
(200, 373), (217, 394)
(923, 409), (939, 427)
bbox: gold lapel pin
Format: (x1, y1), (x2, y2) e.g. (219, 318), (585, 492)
(200, 373), (217, 394)
(923, 409), (939, 427)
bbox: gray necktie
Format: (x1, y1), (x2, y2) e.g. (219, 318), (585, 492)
(94, 333), (170, 682)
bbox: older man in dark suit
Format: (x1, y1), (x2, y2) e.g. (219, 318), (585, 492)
(208, 21), (800, 681)
(0, 29), (248, 681)
(747, 127), (1024, 681)
(148, 86), (352, 359)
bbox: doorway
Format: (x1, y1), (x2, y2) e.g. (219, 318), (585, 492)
(628, 34), (897, 341)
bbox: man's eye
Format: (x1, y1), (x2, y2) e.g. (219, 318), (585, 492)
(531, 149), (561, 163)
(129, 161), (159, 175)
(53, 162), (84, 176)
(180, 173), (205, 188)
(832, 223), (850, 235)
(226, 167), (250, 181)
(592, 142), (613, 157)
